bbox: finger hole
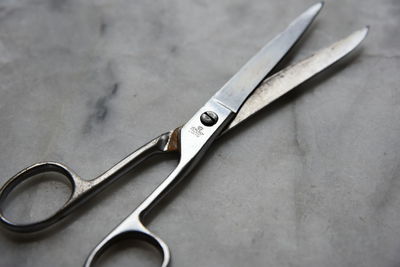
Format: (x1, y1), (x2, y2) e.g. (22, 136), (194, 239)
(1, 170), (72, 225)
(93, 233), (164, 267)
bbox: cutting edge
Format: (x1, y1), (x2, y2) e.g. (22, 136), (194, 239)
(223, 26), (369, 133)
(212, 2), (323, 113)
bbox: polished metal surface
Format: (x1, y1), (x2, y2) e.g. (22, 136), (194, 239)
(213, 2), (322, 112)
(0, 3), (369, 266)
(84, 99), (234, 267)
(0, 131), (178, 232)
(226, 27), (369, 131)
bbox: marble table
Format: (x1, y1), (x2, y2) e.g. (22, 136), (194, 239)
(0, 0), (399, 266)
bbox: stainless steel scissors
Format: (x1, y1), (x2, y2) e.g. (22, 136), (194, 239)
(0, 2), (368, 266)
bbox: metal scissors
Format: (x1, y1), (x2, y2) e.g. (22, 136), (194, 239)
(0, 2), (368, 266)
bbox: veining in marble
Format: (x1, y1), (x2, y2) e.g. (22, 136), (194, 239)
(0, 0), (399, 266)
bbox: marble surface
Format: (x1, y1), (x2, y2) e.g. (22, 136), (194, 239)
(0, 0), (399, 266)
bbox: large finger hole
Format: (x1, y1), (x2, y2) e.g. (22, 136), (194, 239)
(94, 238), (162, 267)
(1, 171), (72, 224)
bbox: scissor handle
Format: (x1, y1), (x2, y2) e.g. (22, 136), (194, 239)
(84, 99), (234, 266)
(0, 162), (83, 232)
(83, 159), (191, 267)
(0, 131), (179, 233)
(84, 210), (170, 267)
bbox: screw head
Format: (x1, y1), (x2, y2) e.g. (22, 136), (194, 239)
(200, 111), (218, 126)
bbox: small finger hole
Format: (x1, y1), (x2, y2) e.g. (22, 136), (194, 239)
(1, 171), (72, 224)
(94, 238), (163, 267)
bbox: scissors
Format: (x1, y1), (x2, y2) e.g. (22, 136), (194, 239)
(0, 2), (368, 266)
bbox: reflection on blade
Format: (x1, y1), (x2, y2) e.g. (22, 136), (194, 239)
(224, 27), (369, 132)
(213, 2), (323, 113)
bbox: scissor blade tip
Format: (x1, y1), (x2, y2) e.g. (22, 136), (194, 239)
(363, 26), (370, 35)
(301, 2), (323, 22)
(310, 2), (324, 12)
(354, 26), (369, 42)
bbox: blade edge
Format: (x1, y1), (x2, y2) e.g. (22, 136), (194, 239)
(223, 27), (369, 133)
(212, 2), (323, 113)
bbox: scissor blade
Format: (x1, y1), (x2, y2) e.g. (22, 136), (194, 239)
(223, 27), (369, 132)
(213, 2), (323, 113)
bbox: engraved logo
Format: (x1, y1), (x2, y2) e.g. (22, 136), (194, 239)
(189, 126), (204, 137)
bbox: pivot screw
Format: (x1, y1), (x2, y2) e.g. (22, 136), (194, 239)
(200, 111), (218, 126)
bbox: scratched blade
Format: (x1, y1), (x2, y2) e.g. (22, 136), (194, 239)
(213, 2), (323, 113)
(223, 27), (369, 132)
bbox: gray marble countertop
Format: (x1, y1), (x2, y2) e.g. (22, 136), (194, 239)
(0, 0), (399, 266)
